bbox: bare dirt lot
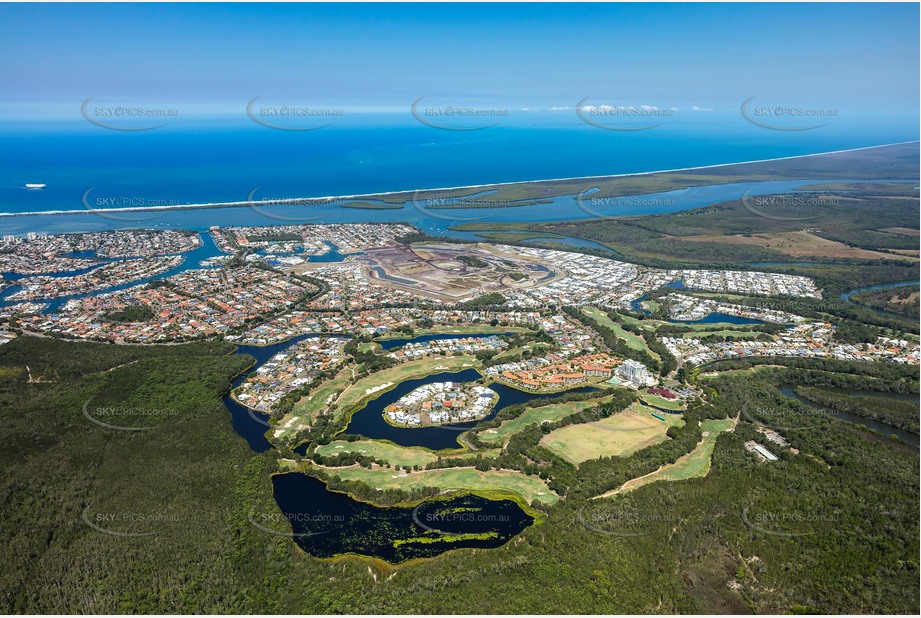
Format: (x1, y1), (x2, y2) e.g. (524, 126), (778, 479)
(360, 242), (558, 301)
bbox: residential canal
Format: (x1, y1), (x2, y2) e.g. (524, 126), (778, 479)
(340, 368), (599, 450)
(376, 331), (513, 351)
(222, 339), (542, 561)
(223, 333), (344, 452)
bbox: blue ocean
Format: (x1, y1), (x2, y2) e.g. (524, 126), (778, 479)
(0, 112), (916, 235)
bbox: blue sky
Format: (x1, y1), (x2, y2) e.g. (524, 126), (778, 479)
(0, 2), (918, 121)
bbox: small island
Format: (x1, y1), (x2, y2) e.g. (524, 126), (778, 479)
(384, 381), (498, 427)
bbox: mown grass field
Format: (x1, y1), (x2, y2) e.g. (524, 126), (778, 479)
(290, 367), (352, 424)
(700, 365), (783, 379)
(540, 403), (684, 464)
(316, 440), (440, 467)
(616, 312), (661, 329)
(315, 439), (500, 468)
(336, 355), (481, 412)
(319, 465), (558, 505)
(477, 396), (617, 444)
(582, 306), (654, 355)
(639, 391), (686, 411)
(609, 417), (737, 496)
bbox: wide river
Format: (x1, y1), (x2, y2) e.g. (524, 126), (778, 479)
(0, 178), (912, 236)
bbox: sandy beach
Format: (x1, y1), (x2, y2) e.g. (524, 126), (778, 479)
(2, 140), (916, 219)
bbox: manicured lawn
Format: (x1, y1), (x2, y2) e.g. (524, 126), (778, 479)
(288, 367), (353, 420)
(336, 355), (481, 412)
(315, 440), (439, 468)
(478, 396), (616, 444)
(582, 306), (655, 355)
(616, 312), (665, 330)
(616, 309), (759, 334)
(540, 403), (684, 464)
(639, 390), (686, 411)
(699, 366), (780, 378)
(611, 417), (736, 495)
(269, 367), (355, 442)
(321, 465), (558, 505)
(314, 439), (500, 468)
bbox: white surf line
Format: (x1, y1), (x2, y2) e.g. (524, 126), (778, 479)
(2, 140), (917, 218)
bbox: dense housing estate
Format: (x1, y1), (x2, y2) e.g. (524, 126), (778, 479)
(385, 382), (498, 427)
(1, 226), (916, 374)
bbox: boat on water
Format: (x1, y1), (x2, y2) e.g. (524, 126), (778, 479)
(25, 183), (46, 189)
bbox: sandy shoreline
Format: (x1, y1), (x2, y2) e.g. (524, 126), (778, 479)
(2, 140), (916, 219)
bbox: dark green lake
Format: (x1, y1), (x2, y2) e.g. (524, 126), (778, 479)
(271, 473), (533, 563)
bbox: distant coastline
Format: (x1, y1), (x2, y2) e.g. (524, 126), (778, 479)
(2, 140), (916, 219)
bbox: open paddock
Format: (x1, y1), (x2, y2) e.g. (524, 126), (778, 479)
(598, 417), (737, 497)
(540, 403), (684, 464)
